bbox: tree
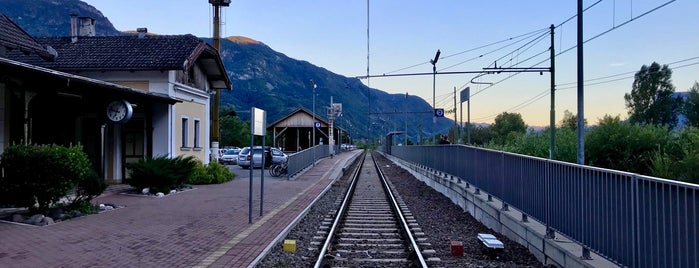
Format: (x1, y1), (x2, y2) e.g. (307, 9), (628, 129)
(219, 105), (250, 147)
(490, 112), (527, 144)
(585, 115), (671, 175)
(559, 110), (587, 130)
(468, 125), (494, 145)
(684, 82), (699, 128)
(624, 62), (683, 127)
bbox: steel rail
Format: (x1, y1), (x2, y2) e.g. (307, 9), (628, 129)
(313, 151), (365, 268)
(372, 151), (428, 267)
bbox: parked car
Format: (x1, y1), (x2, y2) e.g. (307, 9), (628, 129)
(237, 146), (287, 169)
(270, 147), (288, 164)
(219, 148), (240, 165)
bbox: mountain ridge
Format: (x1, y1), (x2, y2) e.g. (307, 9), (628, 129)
(1, 0), (457, 142)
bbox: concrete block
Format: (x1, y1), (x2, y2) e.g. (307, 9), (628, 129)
(283, 239), (296, 253)
(450, 241), (463, 256)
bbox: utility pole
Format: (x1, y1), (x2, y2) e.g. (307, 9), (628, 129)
(430, 49), (440, 144)
(549, 24), (556, 160)
(310, 79), (317, 166)
(208, 0), (229, 162)
(329, 96), (335, 157)
(453, 86), (457, 143)
(405, 92), (408, 146)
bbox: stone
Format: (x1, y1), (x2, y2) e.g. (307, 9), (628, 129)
(11, 214), (25, 223)
(25, 214), (45, 225)
(156, 192), (165, 197)
(47, 208), (64, 219)
(169, 190), (177, 194)
(142, 188), (150, 194)
(40, 217), (54, 225)
(69, 210), (83, 218)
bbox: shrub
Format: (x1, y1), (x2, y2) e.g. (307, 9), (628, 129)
(0, 143), (94, 213)
(70, 170), (107, 206)
(188, 161), (235, 184)
(126, 155), (198, 193)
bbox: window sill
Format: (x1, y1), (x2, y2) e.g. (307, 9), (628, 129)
(193, 147), (203, 151)
(180, 147), (191, 151)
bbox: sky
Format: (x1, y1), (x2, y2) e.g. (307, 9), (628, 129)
(82, 0), (699, 127)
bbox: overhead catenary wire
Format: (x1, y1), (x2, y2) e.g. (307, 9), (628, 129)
(384, 28), (549, 75)
(463, 0), (677, 106)
(473, 56), (699, 121)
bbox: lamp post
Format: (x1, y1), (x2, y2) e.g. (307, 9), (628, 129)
(309, 79), (317, 166)
(430, 49), (440, 144)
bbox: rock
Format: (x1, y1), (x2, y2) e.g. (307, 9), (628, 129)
(40, 217), (54, 225)
(69, 210), (83, 218)
(24, 214), (45, 225)
(142, 188), (150, 194)
(48, 208), (64, 219)
(169, 190), (177, 194)
(11, 214), (25, 223)
(155, 192), (165, 197)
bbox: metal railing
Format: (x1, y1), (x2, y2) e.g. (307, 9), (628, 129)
(286, 144), (342, 177)
(386, 145), (698, 268)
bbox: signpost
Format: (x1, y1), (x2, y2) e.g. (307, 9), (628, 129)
(249, 107), (266, 224)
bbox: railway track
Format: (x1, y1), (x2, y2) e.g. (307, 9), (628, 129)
(313, 151), (439, 267)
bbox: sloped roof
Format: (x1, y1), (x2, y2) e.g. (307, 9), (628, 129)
(267, 107), (330, 128)
(0, 57), (179, 104)
(0, 13), (54, 60)
(8, 34), (231, 89)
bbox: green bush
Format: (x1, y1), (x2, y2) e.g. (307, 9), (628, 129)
(70, 170), (107, 206)
(0, 143), (95, 213)
(650, 127), (699, 183)
(585, 115), (671, 175)
(188, 161), (235, 184)
(126, 155), (198, 193)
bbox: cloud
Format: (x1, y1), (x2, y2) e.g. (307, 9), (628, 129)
(609, 62), (626, 67)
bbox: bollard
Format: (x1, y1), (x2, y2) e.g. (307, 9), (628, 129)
(450, 241), (463, 256)
(283, 240), (296, 253)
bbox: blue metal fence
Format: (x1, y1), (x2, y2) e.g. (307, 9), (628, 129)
(286, 144), (342, 177)
(387, 145), (698, 268)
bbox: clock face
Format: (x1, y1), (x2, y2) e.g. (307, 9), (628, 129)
(106, 100), (133, 123)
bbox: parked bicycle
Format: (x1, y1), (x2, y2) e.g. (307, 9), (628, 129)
(269, 160), (288, 177)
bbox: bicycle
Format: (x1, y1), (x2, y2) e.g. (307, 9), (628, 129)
(269, 160), (288, 177)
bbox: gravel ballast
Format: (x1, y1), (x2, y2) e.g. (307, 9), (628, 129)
(257, 152), (549, 267)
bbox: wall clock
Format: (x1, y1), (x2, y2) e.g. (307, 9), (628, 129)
(106, 99), (133, 123)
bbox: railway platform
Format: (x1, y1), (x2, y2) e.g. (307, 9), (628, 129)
(0, 150), (362, 268)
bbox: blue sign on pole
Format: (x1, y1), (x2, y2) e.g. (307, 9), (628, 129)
(314, 122), (321, 128)
(434, 108), (445, 117)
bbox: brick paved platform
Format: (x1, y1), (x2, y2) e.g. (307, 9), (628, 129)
(0, 150), (362, 268)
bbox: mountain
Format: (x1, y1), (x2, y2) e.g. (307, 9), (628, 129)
(1, 0), (455, 142)
(1, 0), (122, 37)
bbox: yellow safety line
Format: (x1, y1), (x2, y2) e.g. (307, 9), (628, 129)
(194, 166), (335, 267)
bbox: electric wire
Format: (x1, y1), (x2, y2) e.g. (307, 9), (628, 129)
(384, 28), (548, 75)
(473, 57), (699, 121)
(438, 29), (549, 72)
(466, 0), (676, 102)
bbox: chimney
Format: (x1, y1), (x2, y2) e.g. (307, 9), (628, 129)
(70, 14), (78, 43)
(137, 27), (148, 38)
(78, 16), (96, 37)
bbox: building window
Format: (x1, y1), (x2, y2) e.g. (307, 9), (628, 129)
(194, 119), (201, 149)
(181, 117), (189, 148)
